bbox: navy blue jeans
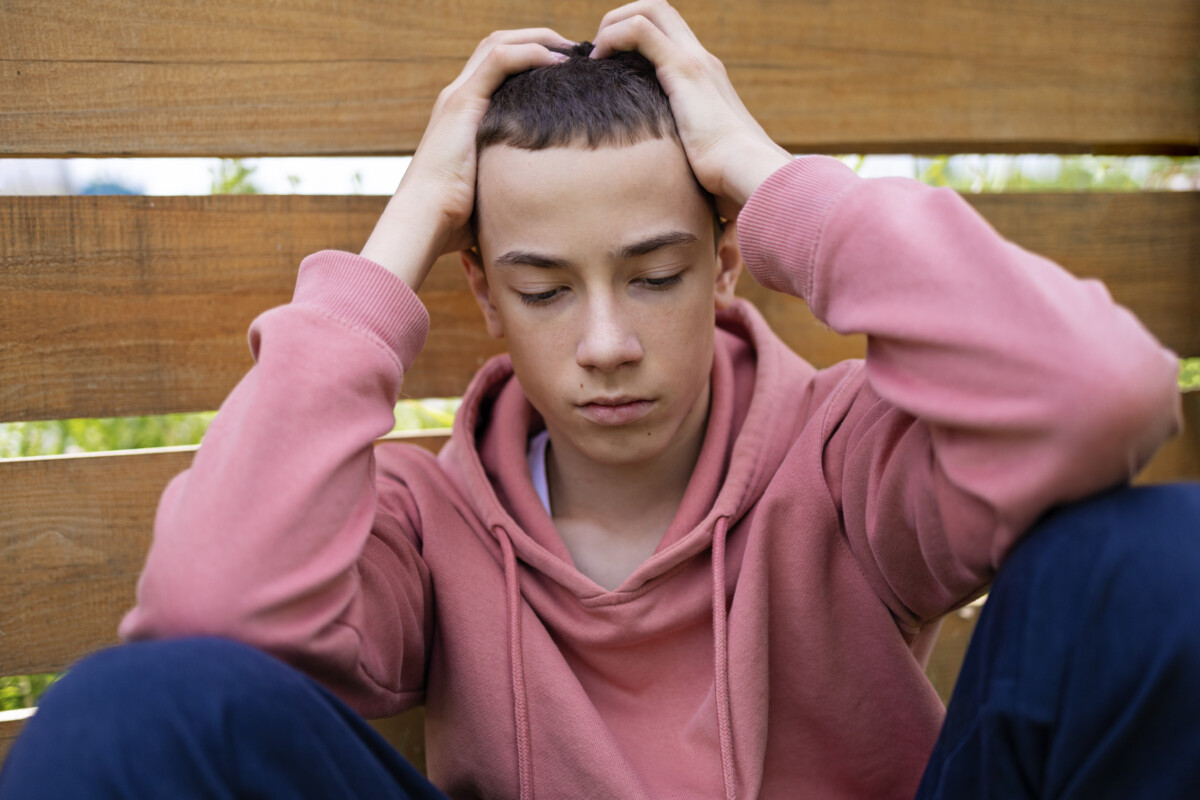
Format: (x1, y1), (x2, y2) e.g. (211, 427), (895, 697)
(916, 483), (1200, 799)
(0, 636), (445, 799)
(2, 484), (1198, 799)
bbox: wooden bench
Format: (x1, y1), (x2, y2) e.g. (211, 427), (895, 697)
(2, 0), (1197, 772)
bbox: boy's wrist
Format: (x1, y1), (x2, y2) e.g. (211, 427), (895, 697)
(737, 156), (862, 302)
(724, 141), (793, 213)
(293, 250), (431, 365)
(360, 189), (457, 292)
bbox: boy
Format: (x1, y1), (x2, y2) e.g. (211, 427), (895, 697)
(2, 2), (1195, 798)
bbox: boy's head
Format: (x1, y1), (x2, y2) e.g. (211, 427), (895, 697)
(463, 42), (742, 471)
(476, 42), (678, 151)
(474, 42), (721, 240)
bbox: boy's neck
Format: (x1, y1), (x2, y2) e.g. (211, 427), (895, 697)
(544, 381), (711, 589)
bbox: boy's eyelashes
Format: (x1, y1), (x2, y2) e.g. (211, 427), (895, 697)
(640, 273), (684, 290)
(518, 287), (562, 307)
(512, 271), (687, 307)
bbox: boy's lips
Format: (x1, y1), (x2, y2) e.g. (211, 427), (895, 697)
(576, 396), (655, 426)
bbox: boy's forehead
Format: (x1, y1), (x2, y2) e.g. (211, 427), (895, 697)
(475, 138), (714, 255)
(480, 131), (685, 165)
(477, 138), (696, 194)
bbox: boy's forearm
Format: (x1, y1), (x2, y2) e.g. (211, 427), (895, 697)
(359, 189), (454, 291)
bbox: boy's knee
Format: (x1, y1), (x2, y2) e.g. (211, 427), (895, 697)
(999, 482), (1200, 602)
(29, 636), (308, 749)
(985, 483), (1200, 688)
(3, 639), (386, 799)
(43, 636), (278, 703)
(1, 638), (294, 797)
(931, 484), (1200, 796)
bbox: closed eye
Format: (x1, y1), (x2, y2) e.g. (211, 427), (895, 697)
(640, 273), (684, 290)
(517, 287), (562, 306)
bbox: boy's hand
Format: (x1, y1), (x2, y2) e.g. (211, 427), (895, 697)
(591, 0), (791, 219)
(361, 30), (570, 290)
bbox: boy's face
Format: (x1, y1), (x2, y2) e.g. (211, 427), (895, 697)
(464, 137), (741, 469)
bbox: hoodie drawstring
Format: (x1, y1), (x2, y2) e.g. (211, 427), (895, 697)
(499, 518), (734, 800)
(499, 530), (534, 800)
(712, 516), (736, 800)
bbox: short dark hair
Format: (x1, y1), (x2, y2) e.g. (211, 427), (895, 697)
(476, 41), (679, 151)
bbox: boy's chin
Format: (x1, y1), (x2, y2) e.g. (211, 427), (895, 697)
(553, 422), (680, 470)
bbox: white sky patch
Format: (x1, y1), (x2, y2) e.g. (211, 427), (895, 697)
(0, 157), (412, 196)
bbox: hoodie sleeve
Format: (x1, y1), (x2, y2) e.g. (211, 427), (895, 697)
(737, 157), (1183, 625)
(118, 250), (434, 716)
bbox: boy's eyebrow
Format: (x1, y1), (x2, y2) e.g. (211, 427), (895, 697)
(492, 250), (571, 270)
(613, 231), (699, 261)
(492, 231), (700, 270)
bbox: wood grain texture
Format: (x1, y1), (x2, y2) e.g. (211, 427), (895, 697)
(1135, 391), (1200, 486)
(368, 707), (428, 775)
(0, 193), (508, 422)
(0, 447), (193, 676)
(923, 605), (983, 706)
(0, 718), (23, 764)
(3, 191), (1196, 423)
(1, 0), (1196, 156)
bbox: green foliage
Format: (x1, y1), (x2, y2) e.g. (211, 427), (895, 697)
(0, 674), (60, 712)
(912, 154), (1198, 193)
(0, 402), (461, 460)
(210, 158), (261, 194)
(393, 398), (459, 432)
(1181, 359), (1200, 394)
(0, 413), (217, 458)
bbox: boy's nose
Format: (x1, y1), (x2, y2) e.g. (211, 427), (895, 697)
(575, 297), (643, 373)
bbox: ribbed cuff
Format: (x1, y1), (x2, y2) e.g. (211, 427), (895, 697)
(291, 250), (431, 370)
(737, 156), (861, 302)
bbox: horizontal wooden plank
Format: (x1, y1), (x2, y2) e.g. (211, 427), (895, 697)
(0, 194), (512, 422)
(0, 0), (1196, 156)
(924, 602), (985, 706)
(0, 717), (25, 764)
(1135, 391), (1200, 486)
(368, 707), (427, 775)
(3, 191), (1196, 423)
(0, 447), (193, 676)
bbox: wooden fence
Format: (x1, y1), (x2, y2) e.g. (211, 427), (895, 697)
(2, 0), (1197, 766)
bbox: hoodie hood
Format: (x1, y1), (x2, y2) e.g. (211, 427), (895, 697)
(438, 297), (813, 598)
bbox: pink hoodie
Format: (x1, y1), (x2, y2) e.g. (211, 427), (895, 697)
(120, 157), (1182, 799)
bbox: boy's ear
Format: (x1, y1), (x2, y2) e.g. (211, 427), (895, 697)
(713, 219), (743, 312)
(460, 248), (505, 339)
